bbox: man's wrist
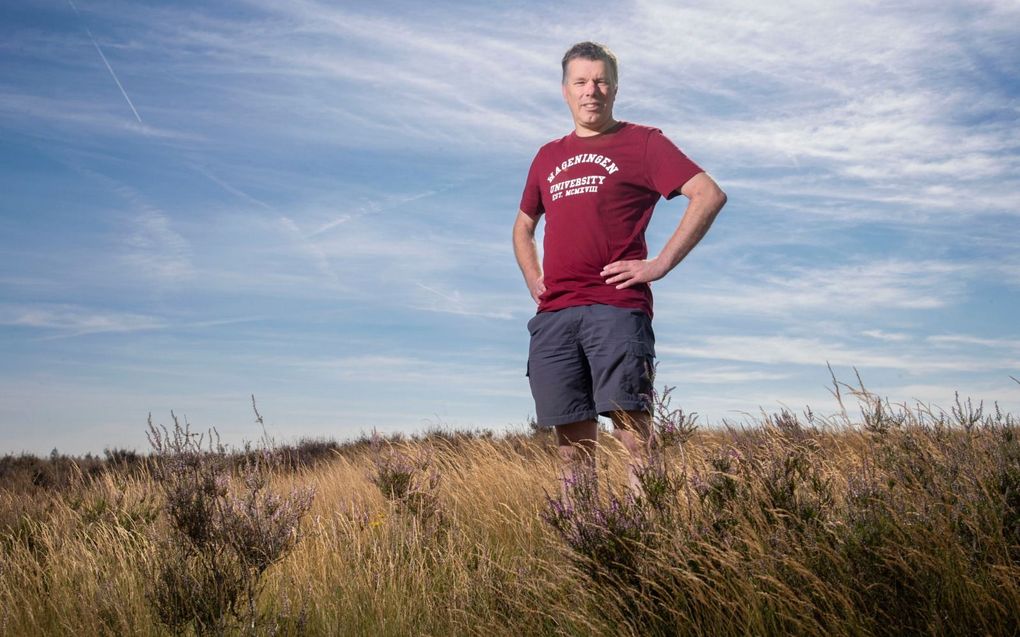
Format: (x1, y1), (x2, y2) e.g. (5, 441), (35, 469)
(649, 256), (671, 280)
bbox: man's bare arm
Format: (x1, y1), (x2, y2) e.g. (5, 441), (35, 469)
(513, 210), (546, 304)
(601, 172), (727, 289)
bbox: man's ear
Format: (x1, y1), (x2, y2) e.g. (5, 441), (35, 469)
(561, 82), (568, 102)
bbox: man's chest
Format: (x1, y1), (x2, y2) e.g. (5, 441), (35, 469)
(539, 147), (654, 219)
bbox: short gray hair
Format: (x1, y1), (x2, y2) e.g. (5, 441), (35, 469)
(561, 41), (619, 86)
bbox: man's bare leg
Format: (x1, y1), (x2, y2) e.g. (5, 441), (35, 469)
(610, 410), (653, 497)
(555, 419), (598, 496)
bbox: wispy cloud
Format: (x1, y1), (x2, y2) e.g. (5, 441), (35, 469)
(0, 303), (266, 339)
(928, 334), (1020, 351)
(880, 382), (1020, 407)
(190, 163), (273, 210)
(0, 91), (192, 140)
(112, 186), (194, 282)
(862, 330), (913, 343)
(305, 189), (441, 238)
(620, 0), (1020, 221)
(655, 362), (793, 384)
(0, 303), (165, 337)
(278, 216), (340, 285)
(413, 283), (517, 320)
(660, 334), (1019, 375)
(276, 211), (460, 294)
(24, 0), (563, 152)
(284, 353), (530, 399)
(659, 258), (970, 320)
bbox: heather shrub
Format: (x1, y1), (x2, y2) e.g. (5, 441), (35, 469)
(649, 384), (698, 450)
(271, 437), (343, 471)
(369, 433), (443, 527)
(995, 419), (1020, 556)
(144, 413), (314, 635)
(542, 467), (652, 583)
(541, 424), (698, 634)
(836, 394), (1020, 635)
(0, 450), (101, 493)
(534, 381), (1020, 636)
(3, 381), (1019, 636)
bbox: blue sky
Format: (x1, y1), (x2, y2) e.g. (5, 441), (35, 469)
(2, 0), (1018, 455)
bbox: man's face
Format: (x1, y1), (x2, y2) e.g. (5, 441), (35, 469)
(562, 58), (617, 135)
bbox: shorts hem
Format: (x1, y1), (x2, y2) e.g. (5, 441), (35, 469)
(596, 400), (650, 416)
(536, 410), (599, 428)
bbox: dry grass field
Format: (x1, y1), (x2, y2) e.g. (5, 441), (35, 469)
(2, 383), (1019, 636)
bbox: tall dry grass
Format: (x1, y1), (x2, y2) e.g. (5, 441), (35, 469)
(2, 384), (1019, 635)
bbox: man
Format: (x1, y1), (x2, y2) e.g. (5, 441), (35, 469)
(513, 41), (726, 491)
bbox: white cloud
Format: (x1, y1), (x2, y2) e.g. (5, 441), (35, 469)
(0, 303), (165, 336)
(862, 330), (912, 343)
(617, 0), (1020, 220)
(121, 207), (194, 281)
(867, 381), (1020, 416)
(0, 90), (201, 140)
(283, 353), (530, 399)
(928, 334), (1020, 351)
(655, 362), (792, 384)
(660, 258), (970, 319)
(413, 283), (518, 320)
(659, 334), (1019, 374)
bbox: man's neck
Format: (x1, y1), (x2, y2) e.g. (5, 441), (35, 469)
(574, 118), (619, 138)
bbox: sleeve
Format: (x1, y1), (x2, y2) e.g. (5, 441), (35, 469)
(644, 128), (704, 200)
(519, 151), (545, 219)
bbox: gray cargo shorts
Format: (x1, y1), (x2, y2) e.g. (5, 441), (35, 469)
(526, 304), (655, 427)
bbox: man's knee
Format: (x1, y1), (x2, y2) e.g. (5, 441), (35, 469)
(610, 410), (652, 454)
(555, 419), (598, 446)
(556, 419), (598, 462)
(610, 409), (651, 434)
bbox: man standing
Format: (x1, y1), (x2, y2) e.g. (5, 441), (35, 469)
(513, 41), (726, 490)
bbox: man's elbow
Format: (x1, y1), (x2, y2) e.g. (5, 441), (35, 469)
(683, 174), (727, 214)
(698, 182), (726, 216)
(713, 187), (727, 213)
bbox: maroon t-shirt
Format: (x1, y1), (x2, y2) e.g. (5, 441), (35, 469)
(519, 122), (703, 317)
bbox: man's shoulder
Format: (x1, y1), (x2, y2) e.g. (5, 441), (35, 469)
(622, 121), (663, 134)
(533, 133), (573, 155)
(615, 122), (673, 144)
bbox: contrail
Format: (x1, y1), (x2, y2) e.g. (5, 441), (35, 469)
(191, 163), (275, 211)
(416, 282), (461, 304)
(67, 0), (143, 124)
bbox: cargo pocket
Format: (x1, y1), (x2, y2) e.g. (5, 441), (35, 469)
(628, 340), (656, 389)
